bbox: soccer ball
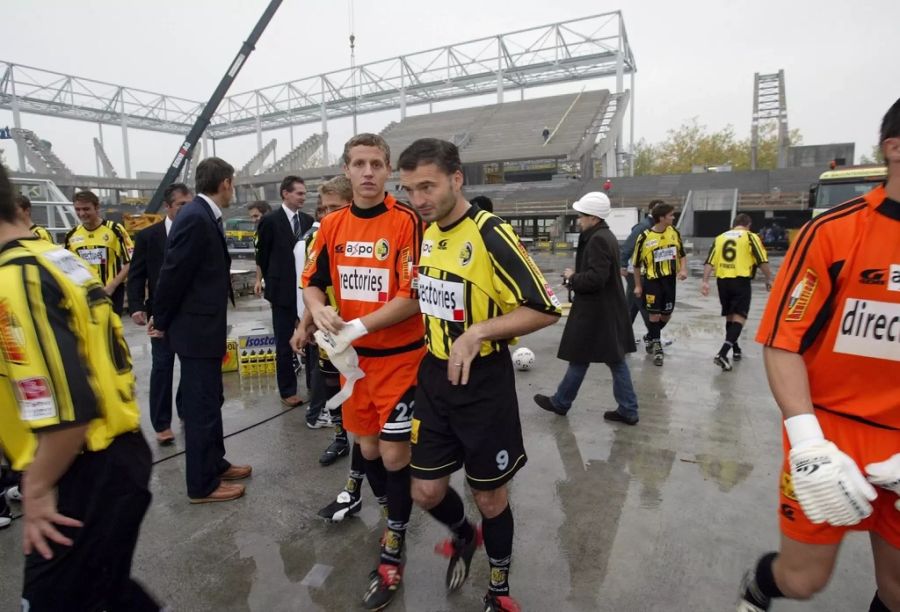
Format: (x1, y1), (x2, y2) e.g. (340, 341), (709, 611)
(512, 347), (535, 371)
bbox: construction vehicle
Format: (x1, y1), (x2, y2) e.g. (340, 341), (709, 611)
(809, 165), (887, 214)
(225, 217), (256, 251)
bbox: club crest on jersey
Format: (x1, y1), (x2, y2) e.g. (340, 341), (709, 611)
(785, 269), (818, 322)
(0, 299), (28, 365)
(375, 238), (390, 261)
(458, 242), (473, 267)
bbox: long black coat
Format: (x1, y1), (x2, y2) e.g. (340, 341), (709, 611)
(557, 220), (636, 364)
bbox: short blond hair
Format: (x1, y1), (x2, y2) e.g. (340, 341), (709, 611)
(342, 133), (390, 166)
(318, 176), (353, 202)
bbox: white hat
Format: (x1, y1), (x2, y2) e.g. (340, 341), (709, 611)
(572, 191), (611, 218)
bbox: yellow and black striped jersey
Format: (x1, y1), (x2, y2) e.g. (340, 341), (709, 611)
(705, 228), (768, 279)
(0, 238), (140, 470)
(418, 206), (561, 360)
(30, 224), (53, 242)
(632, 226), (686, 280)
(64, 219), (133, 286)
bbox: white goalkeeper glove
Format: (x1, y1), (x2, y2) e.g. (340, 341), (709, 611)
(317, 318), (367, 356)
(786, 414), (877, 526)
(866, 454), (900, 511)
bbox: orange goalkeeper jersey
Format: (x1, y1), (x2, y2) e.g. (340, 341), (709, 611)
(302, 193), (425, 353)
(756, 185), (900, 429)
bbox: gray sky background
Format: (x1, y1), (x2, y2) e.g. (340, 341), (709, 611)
(1, 0), (897, 176)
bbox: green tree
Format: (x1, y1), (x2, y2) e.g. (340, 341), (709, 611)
(632, 119), (802, 175)
(859, 143), (884, 165)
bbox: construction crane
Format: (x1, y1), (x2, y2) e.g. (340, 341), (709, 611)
(144, 0), (282, 213)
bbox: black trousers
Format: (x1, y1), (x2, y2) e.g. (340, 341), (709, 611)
(22, 432), (160, 611)
(179, 356), (230, 498)
(149, 336), (183, 432)
(271, 303), (298, 398)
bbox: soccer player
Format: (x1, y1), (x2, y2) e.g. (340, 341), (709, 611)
(702, 213), (773, 371)
(736, 98), (900, 611)
(14, 195), (53, 241)
(64, 190), (133, 315)
(301, 134), (425, 610)
(292, 176), (355, 464)
(399, 138), (561, 612)
(0, 163), (161, 609)
(632, 203), (687, 365)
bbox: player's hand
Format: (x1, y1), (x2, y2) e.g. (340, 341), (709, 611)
(131, 311), (148, 326)
(563, 267), (574, 280)
(310, 304), (344, 335)
(765, 281), (772, 292)
(103, 283), (116, 296)
(290, 320), (317, 353)
(254, 279), (263, 298)
(321, 318), (367, 355)
(700, 281), (709, 297)
(447, 328), (482, 386)
(787, 419), (877, 525)
(865, 454), (900, 511)
(677, 269), (688, 281)
(633, 285), (643, 298)
(619, 267), (627, 277)
(23, 487), (83, 559)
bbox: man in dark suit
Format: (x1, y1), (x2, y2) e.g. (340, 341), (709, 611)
(254, 175), (313, 407)
(128, 182), (191, 445)
(151, 157), (251, 504)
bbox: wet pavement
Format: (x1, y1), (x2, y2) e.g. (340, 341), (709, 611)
(0, 253), (877, 611)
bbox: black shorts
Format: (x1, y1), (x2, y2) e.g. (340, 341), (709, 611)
(411, 352), (527, 491)
(643, 275), (677, 314)
(717, 277), (752, 317)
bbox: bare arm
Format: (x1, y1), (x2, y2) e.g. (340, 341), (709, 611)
(701, 263), (714, 296)
(759, 262), (773, 289)
(359, 297), (420, 334)
(762, 346), (814, 419)
(105, 263), (130, 294)
(677, 256), (688, 280)
(449, 306), (559, 385)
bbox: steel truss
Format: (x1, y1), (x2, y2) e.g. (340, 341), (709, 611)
(0, 12), (635, 140)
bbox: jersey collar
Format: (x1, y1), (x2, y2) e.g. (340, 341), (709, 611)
(869, 185), (900, 221)
(350, 192), (394, 219)
(436, 204), (476, 233)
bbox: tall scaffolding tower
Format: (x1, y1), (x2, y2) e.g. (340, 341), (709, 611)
(751, 70), (789, 170)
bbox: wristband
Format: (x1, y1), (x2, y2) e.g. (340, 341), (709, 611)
(785, 413), (824, 450)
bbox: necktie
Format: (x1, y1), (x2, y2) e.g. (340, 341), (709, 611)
(292, 213), (301, 241)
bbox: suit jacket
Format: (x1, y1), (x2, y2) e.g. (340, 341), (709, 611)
(153, 196), (232, 359)
(127, 220), (167, 315)
(255, 207), (313, 309)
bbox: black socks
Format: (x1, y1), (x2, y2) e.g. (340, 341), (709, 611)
(482, 504), (514, 595)
(427, 487), (475, 543)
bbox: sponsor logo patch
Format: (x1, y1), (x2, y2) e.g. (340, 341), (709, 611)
(834, 297), (900, 362)
(0, 300), (28, 365)
(544, 283), (562, 308)
(785, 269), (818, 322)
(418, 275), (464, 322)
(77, 246), (107, 267)
(410, 418), (420, 444)
(44, 248), (95, 285)
(780, 472), (797, 501)
(889, 264), (900, 292)
(337, 265), (389, 303)
(421, 240), (434, 257)
(15, 377), (56, 421)
(859, 268), (887, 285)
(343, 241), (374, 258)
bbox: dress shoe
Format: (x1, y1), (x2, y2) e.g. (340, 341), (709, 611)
(220, 464), (252, 480)
(281, 395), (303, 408)
(155, 429), (175, 445)
(534, 393), (568, 416)
(603, 410), (639, 426)
(189, 482), (245, 504)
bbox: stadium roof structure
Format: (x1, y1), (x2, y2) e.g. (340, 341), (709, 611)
(0, 11), (634, 140)
(381, 89), (618, 164)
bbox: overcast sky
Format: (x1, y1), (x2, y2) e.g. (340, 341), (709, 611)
(1, 0), (897, 176)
